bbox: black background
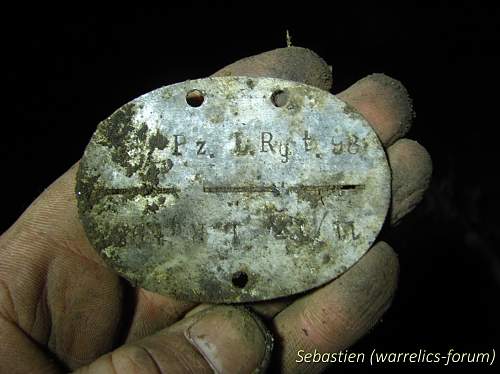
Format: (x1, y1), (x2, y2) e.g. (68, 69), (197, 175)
(2, 3), (499, 371)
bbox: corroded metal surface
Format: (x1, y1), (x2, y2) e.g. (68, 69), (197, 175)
(76, 76), (390, 303)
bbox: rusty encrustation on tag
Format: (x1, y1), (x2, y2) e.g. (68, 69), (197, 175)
(76, 76), (390, 303)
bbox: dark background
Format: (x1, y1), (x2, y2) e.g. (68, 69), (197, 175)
(2, 3), (499, 370)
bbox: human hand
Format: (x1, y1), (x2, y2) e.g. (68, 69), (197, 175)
(0, 47), (432, 373)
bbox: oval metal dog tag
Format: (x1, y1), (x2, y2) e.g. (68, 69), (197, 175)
(76, 76), (390, 303)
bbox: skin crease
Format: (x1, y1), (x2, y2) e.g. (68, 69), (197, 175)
(0, 47), (432, 373)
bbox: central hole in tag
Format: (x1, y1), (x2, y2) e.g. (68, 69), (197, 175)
(231, 271), (248, 288)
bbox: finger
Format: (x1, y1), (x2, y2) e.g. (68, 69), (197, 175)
(213, 46), (333, 91)
(387, 138), (433, 225)
(337, 74), (414, 147)
(272, 241), (398, 374)
(75, 306), (273, 374)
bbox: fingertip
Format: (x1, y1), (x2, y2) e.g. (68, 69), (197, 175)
(337, 73), (414, 146)
(184, 306), (273, 374)
(212, 47), (333, 91)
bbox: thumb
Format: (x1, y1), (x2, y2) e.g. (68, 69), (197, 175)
(75, 305), (273, 374)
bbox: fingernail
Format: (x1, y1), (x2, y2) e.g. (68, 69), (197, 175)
(184, 306), (273, 374)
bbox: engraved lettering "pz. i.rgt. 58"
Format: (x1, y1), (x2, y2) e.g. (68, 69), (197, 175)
(147, 130), (364, 164)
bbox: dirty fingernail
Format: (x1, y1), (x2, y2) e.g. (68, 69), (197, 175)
(185, 306), (273, 374)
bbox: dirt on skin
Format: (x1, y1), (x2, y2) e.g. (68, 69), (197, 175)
(213, 47), (333, 92)
(338, 73), (414, 147)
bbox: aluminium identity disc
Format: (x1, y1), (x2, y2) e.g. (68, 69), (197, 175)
(76, 76), (390, 303)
